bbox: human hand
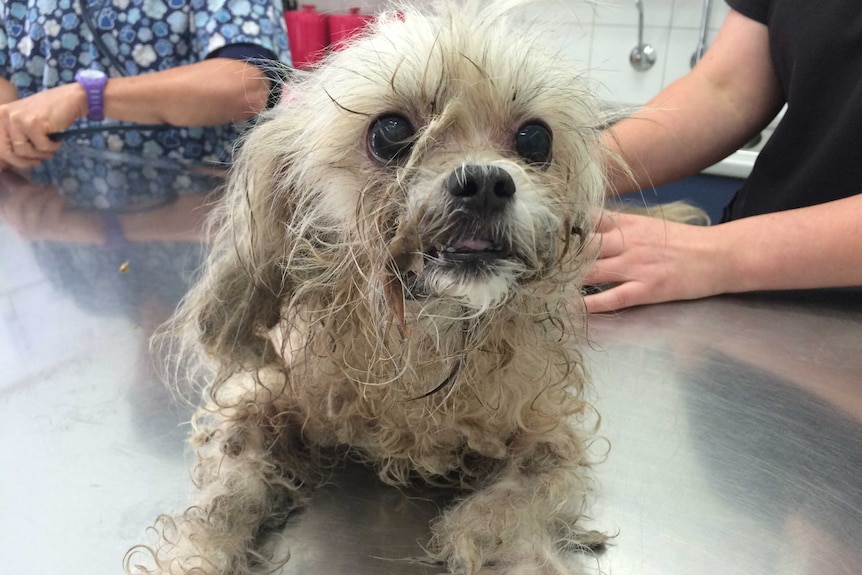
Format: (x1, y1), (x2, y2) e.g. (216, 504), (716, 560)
(584, 211), (729, 313)
(0, 84), (86, 169)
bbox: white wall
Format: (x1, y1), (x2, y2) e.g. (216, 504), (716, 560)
(295, 0), (731, 108)
(553, 0), (730, 107)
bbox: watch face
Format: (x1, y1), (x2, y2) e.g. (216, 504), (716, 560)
(77, 70), (107, 81)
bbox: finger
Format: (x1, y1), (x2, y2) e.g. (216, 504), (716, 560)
(592, 228), (626, 259)
(11, 138), (52, 161)
(583, 256), (629, 287)
(1, 145), (41, 169)
(593, 211), (621, 233)
(15, 137), (57, 159)
(1, 123), (31, 167)
(10, 139), (32, 155)
(25, 127), (62, 156)
(584, 282), (646, 314)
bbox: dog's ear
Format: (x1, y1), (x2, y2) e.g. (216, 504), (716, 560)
(178, 118), (302, 373)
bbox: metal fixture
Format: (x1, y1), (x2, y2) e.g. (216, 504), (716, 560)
(690, 0), (712, 68)
(630, 0), (657, 71)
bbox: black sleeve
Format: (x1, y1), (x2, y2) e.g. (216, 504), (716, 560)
(208, 43), (292, 110)
(209, 42), (278, 65)
(725, 0), (771, 25)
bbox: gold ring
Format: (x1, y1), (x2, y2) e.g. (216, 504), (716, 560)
(11, 140), (29, 147)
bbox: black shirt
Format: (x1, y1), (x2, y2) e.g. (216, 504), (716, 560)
(722, 0), (862, 221)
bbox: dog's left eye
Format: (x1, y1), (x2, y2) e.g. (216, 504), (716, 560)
(515, 122), (552, 165)
(368, 115), (416, 165)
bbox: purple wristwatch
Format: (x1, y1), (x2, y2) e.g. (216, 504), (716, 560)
(74, 69), (108, 122)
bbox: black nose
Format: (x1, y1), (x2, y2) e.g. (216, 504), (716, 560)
(445, 164), (516, 213)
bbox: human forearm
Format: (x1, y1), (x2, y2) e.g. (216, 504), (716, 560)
(102, 58), (271, 126)
(605, 75), (763, 194)
(603, 10), (784, 195)
(718, 193), (862, 293)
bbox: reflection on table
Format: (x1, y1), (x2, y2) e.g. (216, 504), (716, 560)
(0, 149), (859, 575)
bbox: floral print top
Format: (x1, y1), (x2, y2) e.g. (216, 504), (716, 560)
(0, 0), (290, 161)
(0, 0), (290, 208)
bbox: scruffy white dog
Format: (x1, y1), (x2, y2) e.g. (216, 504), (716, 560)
(127, 2), (609, 574)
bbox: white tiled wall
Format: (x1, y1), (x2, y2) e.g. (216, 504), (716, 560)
(296, 0), (731, 107)
(581, 0), (730, 107)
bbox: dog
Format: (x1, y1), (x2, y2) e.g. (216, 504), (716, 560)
(126, 2), (610, 573)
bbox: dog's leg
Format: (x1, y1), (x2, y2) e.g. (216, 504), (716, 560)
(431, 429), (605, 575)
(126, 373), (308, 575)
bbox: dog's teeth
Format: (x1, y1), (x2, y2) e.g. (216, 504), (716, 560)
(453, 239), (494, 252)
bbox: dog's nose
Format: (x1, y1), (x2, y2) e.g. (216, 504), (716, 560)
(446, 165), (516, 213)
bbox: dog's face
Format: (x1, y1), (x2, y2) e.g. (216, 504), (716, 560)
(232, 3), (605, 325)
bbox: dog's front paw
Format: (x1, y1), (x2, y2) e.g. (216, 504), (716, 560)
(430, 473), (604, 575)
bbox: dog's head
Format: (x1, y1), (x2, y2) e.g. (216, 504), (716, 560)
(188, 1), (607, 367)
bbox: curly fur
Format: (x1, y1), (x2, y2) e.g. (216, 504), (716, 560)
(126, 2), (610, 574)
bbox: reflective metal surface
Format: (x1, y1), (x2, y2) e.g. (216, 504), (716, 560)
(1, 160), (860, 574)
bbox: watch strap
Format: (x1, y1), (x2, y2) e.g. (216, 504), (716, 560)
(75, 70), (107, 122)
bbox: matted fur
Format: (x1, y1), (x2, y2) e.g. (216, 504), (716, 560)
(126, 2), (610, 574)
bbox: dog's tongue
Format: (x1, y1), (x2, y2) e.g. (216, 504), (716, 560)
(454, 239), (493, 252)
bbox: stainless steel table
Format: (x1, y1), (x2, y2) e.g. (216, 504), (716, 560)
(1, 164), (860, 575)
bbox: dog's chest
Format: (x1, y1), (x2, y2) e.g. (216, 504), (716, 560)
(298, 346), (570, 466)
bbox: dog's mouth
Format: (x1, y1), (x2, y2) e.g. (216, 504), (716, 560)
(425, 237), (513, 265)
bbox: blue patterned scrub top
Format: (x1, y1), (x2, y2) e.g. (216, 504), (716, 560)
(0, 0), (290, 209)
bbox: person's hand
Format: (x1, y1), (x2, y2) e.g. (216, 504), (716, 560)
(584, 211), (729, 313)
(0, 84), (86, 169)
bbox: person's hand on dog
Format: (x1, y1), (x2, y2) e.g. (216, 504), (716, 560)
(0, 85), (77, 170)
(584, 211), (727, 313)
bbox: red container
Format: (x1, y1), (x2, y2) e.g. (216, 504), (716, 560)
(328, 7), (373, 50)
(284, 4), (330, 70)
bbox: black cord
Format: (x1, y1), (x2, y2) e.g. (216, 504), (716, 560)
(63, 0), (174, 140)
(48, 124), (178, 142)
(80, 0), (129, 77)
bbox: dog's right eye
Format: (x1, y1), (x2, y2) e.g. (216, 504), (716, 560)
(368, 115), (415, 165)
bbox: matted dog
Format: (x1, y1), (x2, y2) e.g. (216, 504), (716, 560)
(127, 1), (610, 573)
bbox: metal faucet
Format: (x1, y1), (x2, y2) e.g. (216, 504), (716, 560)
(690, 0), (712, 67)
(630, 0), (657, 71)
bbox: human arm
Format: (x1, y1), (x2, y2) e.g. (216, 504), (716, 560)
(100, 57), (272, 126)
(604, 9), (785, 195)
(0, 57), (272, 169)
(584, 193), (862, 313)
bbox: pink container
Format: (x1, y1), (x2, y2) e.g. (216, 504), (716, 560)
(328, 7), (373, 50)
(284, 4), (330, 70)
